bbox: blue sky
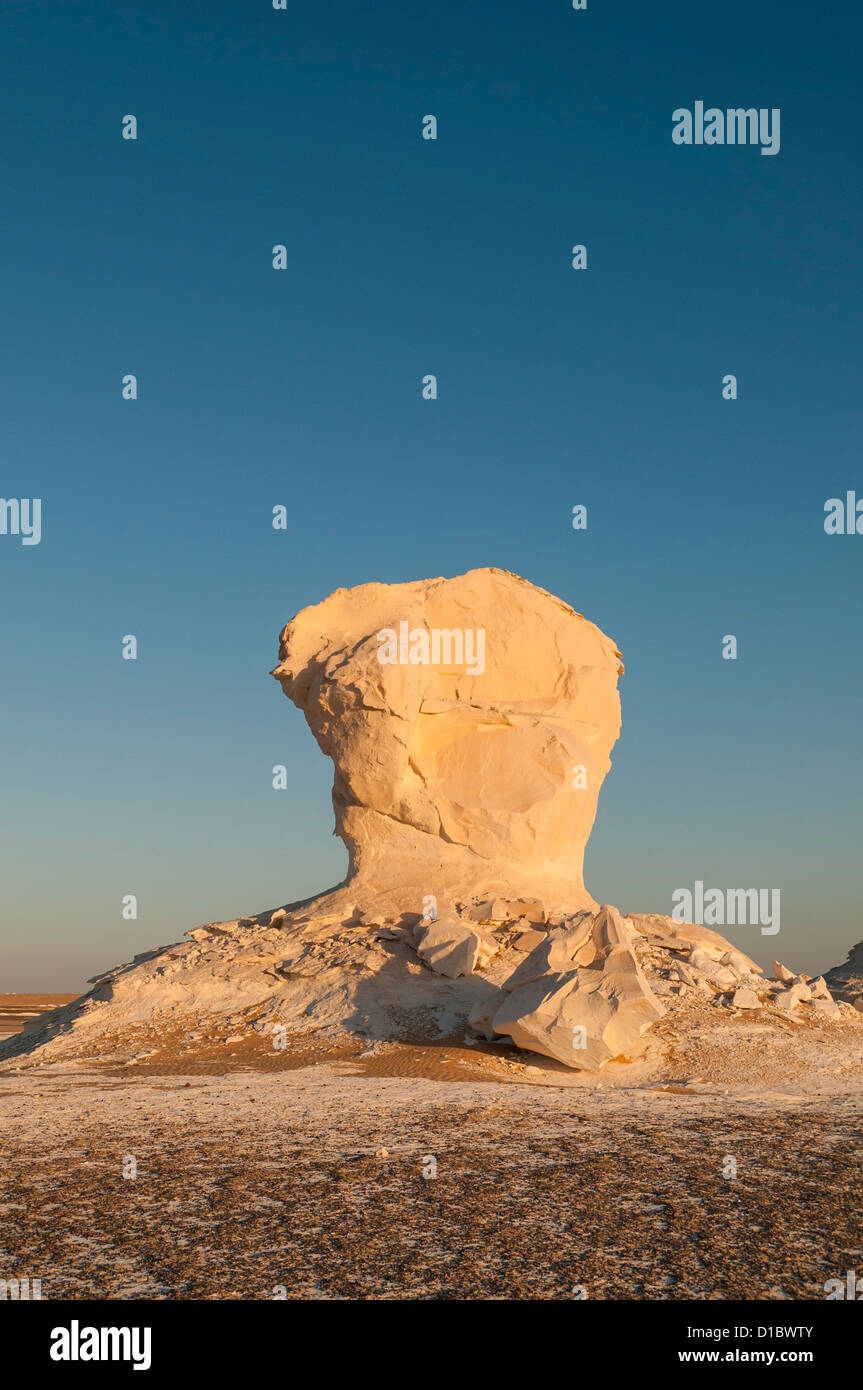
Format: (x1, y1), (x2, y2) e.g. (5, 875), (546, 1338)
(1, 0), (860, 988)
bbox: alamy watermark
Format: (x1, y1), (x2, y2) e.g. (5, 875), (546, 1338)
(50, 1322), (151, 1370)
(671, 880), (780, 936)
(824, 491), (863, 534)
(377, 621), (486, 676)
(1, 1278), (41, 1300)
(672, 103), (780, 156)
(0, 498), (41, 545)
(824, 1270), (863, 1300)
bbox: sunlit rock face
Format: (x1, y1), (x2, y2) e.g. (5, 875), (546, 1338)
(490, 906), (666, 1069)
(271, 568), (624, 918)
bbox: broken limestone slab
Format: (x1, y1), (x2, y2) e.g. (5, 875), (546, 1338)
(502, 913), (595, 992)
(415, 918), (499, 979)
(488, 898), (546, 925)
(511, 915), (545, 933)
(627, 914), (762, 972)
(491, 905), (665, 1070)
(809, 997), (840, 1021)
(773, 982), (812, 1012)
(644, 932), (688, 952)
(670, 960), (699, 987)
(721, 949), (758, 976)
(838, 1000), (863, 1021)
(512, 928), (547, 953)
(688, 948), (738, 991)
(492, 952), (663, 1070)
(730, 988), (761, 1010)
(468, 900), (494, 922)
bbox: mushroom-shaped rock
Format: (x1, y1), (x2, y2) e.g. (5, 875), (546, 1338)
(271, 568), (623, 919)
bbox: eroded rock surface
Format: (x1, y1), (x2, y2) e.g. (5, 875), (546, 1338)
(490, 906), (665, 1069)
(270, 568), (623, 919)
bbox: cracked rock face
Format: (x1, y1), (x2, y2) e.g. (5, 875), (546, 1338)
(271, 568), (623, 918)
(491, 906), (666, 1069)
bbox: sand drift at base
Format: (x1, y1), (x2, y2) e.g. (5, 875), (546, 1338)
(4, 569), (861, 1078)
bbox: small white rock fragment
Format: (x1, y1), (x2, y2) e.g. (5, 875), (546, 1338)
(731, 988), (760, 1010)
(809, 997), (840, 1020)
(774, 983), (810, 1012)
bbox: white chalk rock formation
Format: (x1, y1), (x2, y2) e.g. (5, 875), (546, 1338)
(271, 568), (623, 919)
(7, 567), (863, 1079)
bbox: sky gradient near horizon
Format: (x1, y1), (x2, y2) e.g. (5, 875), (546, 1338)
(1, 0), (861, 989)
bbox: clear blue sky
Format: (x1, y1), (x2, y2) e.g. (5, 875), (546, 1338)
(1, 0), (860, 988)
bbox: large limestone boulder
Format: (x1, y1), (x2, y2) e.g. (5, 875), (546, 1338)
(414, 917), (499, 979)
(271, 568), (623, 919)
(490, 905), (666, 1069)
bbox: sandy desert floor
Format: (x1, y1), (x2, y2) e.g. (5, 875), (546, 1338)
(0, 994), (79, 1040)
(2, 1012), (861, 1301)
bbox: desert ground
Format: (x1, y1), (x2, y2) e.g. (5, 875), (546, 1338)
(0, 995), (79, 1040)
(2, 1004), (861, 1302)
